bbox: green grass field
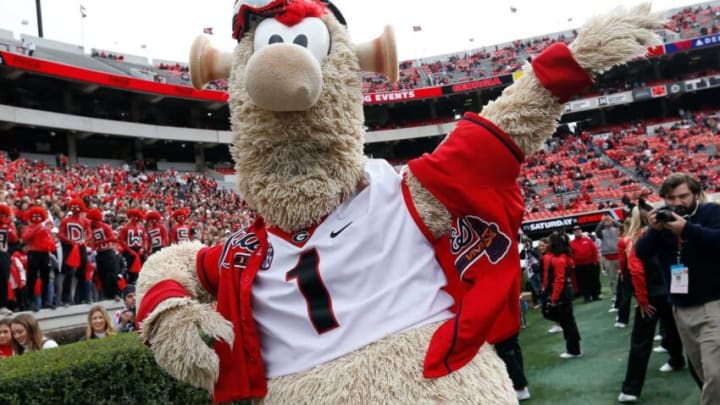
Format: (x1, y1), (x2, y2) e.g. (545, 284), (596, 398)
(520, 287), (701, 405)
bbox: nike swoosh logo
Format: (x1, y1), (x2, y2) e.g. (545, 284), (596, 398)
(330, 222), (352, 238)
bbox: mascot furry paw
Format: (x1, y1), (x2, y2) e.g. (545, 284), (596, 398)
(136, 2), (661, 403)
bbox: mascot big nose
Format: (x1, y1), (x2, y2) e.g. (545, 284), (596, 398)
(244, 43), (323, 112)
(189, 25), (398, 106)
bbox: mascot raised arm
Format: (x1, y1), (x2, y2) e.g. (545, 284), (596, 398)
(136, 1), (661, 403)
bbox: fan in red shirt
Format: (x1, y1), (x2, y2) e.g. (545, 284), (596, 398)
(570, 226), (601, 303)
(87, 209), (122, 299)
(0, 203), (18, 316)
(169, 208), (193, 244)
(118, 209), (147, 284)
(145, 211), (168, 255)
(58, 198), (91, 305)
(9, 250), (28, 311)
(20, 206), (56, 311)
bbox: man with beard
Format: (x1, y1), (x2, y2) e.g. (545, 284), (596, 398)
(636, 173), (720, 405)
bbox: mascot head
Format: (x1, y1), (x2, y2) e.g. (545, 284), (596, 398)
(27, 206), (47, 224)
(126, 209), (144, 224)
(0, 203), (11, 224)
(86, 208), (103, 224)
(68, 198), (86, 215)
(189, 0), (398, 232)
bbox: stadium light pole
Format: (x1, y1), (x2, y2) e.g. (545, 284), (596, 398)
(35, 0), (43, 38)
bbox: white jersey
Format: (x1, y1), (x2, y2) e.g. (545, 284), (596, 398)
(253, 159), (454, 378)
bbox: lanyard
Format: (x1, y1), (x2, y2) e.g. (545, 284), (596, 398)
(676, 236), (683, 264)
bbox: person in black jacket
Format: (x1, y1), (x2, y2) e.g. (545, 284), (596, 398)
(636, 173), (720, 405)
(618, 206), (685, 403)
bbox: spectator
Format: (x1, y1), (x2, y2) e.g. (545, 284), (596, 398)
(0, 318), (13, 357)
(10, 313), (58, 354)
(58, 199), (91, 305)
(615, 219), (634, 329)
(87, 208), (121, 300)
(570, 226), (601, 303)
(113, 284), (136, 333)
(118, 209), (147, 284)
(495, 333), (531, 401)
(0, 203), (18, 316)
(542, 232), (583, 359)
(84, 305), (116, 340)
(637, 173), (720, 404)
(618, 206), (685, 403)
(595, 214), (621, 309)
(21, 206), (56, 311)
(27, 41), (35, 57)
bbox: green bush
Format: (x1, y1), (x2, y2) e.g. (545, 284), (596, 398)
(0, 333), (236, 405)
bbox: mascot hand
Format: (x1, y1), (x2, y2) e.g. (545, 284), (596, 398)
(569, 2), (662, 74)
(146, 300), (234, 393)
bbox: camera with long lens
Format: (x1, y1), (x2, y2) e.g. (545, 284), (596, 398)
(655, 207), (676, 223)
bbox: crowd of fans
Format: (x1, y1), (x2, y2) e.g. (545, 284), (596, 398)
(520, 110), (720, 221)
(0, 153), (255, 314)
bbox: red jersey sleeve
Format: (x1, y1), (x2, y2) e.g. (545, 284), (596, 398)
(408, 113), (525, 378)
(617, 237), (627, 274)
(196, 245), (222, 298)
(627, 243), (649, 307)
(550, 256), (567, 303)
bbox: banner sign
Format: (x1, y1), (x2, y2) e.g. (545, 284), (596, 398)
(691, 33), (720, 50)
(446, 74), (513, 94)
(597, 91), (633, 107)
(521, 208), (625, 235)
(362, 87), (442, 104)
(0, 51), (228, 102)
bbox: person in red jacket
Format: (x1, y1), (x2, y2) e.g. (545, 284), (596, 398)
(58, 198), (91, 305)
(87, 209), (121, 300)
(20, 206), (55, 311)
(615, 220), (634, 328)
(0, 203), (18, 316)
(169, 208), (192, 244)
(9, 250), (28, 311)
(118, 209), (147, 284)
(542, 232), (583, 359)
(570, 226), (601, 303)
(145, 211), (168, 255)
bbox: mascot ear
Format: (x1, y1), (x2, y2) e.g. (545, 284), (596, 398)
(189, 35), (232, 90)
(355, 25), (398, 83)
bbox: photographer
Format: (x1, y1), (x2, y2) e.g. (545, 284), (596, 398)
(636, 173), (720, 405)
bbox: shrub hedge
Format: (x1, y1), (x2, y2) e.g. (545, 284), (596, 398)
(0, 333), (247, 404)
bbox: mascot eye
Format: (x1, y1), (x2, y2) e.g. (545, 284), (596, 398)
(293, 34), (308, 48)
(253, 17), (330, 63)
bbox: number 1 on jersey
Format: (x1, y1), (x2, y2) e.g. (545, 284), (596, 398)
(286, 249), (339, 334)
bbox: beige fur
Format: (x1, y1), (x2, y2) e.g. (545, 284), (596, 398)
(140, 4), (664, 401)
(136, 242), (234, 393)
(228, 15), (367, 232)
(137, 241), (213, 305)
(254, 322), (516, 405)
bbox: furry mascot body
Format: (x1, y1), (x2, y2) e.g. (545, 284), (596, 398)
(136, 2), (661, 403)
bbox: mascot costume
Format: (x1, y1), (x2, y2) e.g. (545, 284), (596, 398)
(136, 1), (661, 403)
